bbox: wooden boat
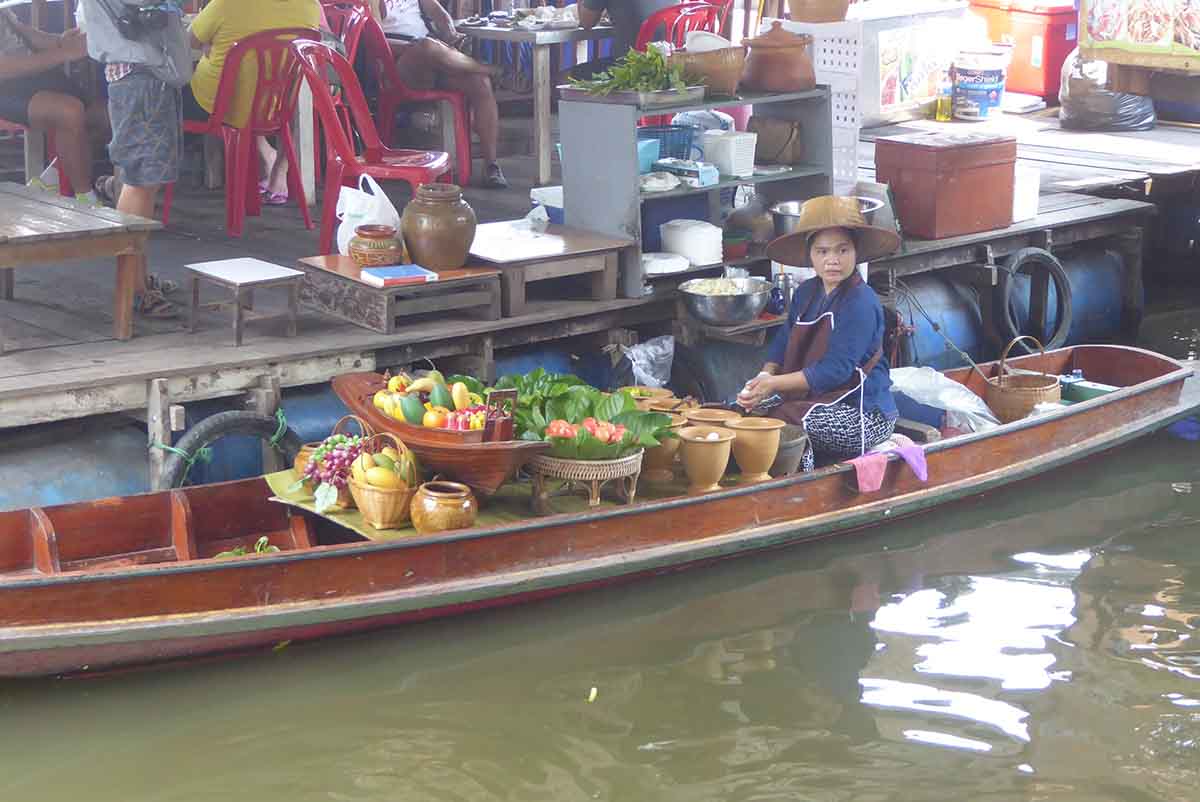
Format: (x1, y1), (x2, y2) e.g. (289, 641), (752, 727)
(331, 372), (548, 495)
(1, 345), (1195, 679)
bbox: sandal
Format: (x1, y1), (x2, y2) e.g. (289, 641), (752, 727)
(93, 175), (119, 207)
(134, 289), (179, 319)
(263, 190), (289, 205)
(146, 274), (180, 296)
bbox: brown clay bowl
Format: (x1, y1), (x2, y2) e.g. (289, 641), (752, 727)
(648, 396), (701, 414)
(683, 408), (744, 428)
(677, 425), (736, 494)
(642, 413), (687, 484)
(725, 417), (786, 482)
(619, 385), (675, 410)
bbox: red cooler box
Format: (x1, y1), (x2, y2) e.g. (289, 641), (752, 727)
(969, 0), (1078, 99)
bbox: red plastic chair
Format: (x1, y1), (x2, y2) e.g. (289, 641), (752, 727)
(292, 40), (451, 255)
(634, 3), (722, 51)
(333, 7), (473, 187)
(0, 120), (71, 196)
(162, 28), (318, 236)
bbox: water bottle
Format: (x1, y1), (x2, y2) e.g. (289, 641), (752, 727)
(935, 77), (953, 123)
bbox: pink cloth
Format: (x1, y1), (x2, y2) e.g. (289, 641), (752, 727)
(868, 433), (929, 483)
(848, 453), (889, 492)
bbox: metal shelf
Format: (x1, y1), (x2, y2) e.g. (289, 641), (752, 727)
(636, 88), (828, 115)
(639, 164), (827, 202)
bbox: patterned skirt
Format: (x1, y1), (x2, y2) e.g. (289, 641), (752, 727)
(801, 403), (897, 472)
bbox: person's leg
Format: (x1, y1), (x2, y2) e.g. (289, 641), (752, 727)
(26, 91), (92, 194)
(441, 71), (498, 165)
(256, 135), (291, 199)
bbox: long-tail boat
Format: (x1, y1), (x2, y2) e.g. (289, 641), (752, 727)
(1, 345), (1195, 679)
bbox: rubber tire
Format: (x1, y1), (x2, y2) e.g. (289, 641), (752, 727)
(162, 411), (304, 489)
(995, 247), (1074, 352)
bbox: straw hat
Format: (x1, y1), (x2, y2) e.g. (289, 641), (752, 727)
(764, 195), (901, 267)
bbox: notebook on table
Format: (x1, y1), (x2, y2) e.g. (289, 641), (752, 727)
(359, 264), (438, 288)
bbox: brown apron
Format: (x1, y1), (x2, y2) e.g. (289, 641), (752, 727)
(775, 274), (882, 426)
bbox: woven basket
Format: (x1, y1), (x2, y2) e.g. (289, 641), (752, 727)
(324, 415), (376, 510)
(528, 450), (644, 513)
(668, 47), (747, 97)
(984, 336), (1062, 423)
(787, 0), (850, 22)
(346, 432), (418, 529)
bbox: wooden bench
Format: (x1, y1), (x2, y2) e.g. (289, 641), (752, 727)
(467, 221), (633, 317)
(185, 257), (303, 346)
(0, 182), (159, 353)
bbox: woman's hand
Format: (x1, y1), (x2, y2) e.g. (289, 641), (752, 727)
(737, 372), (776, 410)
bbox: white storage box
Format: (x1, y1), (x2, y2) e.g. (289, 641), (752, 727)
(660, 219), (722, 266)
(701, 130), (757, 178)
(1013, 164), (1040, 223)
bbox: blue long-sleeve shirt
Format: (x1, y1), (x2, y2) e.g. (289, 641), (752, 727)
(766, 277), (898, 418)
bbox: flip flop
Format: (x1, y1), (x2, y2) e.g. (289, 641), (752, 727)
(135, 290), (179, 319)
(93, 175), (118, 207)
(263, 191), (289, 206)
(257, 179), (269, 194)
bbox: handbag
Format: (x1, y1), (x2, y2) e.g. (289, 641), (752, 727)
(748, 116), (805, 165)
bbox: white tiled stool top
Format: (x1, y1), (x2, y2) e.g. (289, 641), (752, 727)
(185, 258), (304, 287)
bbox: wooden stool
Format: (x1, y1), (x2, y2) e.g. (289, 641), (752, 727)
(186, 258), (303, 346)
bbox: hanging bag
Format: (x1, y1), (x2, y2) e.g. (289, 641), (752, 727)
(335, 175), (402, 257)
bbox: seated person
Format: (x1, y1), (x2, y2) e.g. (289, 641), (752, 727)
(185, 0), (321, 204)
(0, 9), (101, 203)
(573, 0), (677, 80)
(380, 0), (507, 188)
(738, 196), (901, 472)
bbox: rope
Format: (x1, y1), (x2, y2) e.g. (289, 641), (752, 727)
(893, 279), (992, 384)
(151, 441), (213, 484)
(268, 407), (289, 448)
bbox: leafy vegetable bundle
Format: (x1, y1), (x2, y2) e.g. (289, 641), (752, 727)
(567, 48), (689, 96)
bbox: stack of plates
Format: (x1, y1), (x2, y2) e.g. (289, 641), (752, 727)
(660, 219), (722, 266)
(642, 252), (690, 276)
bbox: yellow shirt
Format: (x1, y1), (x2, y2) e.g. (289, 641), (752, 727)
(189, 0), (321, 129)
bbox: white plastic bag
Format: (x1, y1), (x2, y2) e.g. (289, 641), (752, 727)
(335, 175), (401, 256)
(623, 335), (675, 388)
(890, 366), (1000, 433)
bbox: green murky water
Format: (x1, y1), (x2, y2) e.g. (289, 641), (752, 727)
(1, 431), (1197, 801)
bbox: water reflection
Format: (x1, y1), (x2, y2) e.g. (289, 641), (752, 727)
(2, 435), (1200, 801)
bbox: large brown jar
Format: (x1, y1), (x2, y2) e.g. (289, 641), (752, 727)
(400, 183), (477, 270)
(740, 22), (816, 94)
(410, 481), (478, 535)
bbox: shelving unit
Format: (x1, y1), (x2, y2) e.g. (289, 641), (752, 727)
(559, 86), (834, 298)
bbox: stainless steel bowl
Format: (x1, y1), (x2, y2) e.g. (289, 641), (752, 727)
(770, 196), (886, 238)
(678, 277), (773, 326)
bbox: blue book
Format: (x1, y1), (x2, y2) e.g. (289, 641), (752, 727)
(359, 264), (438, 288)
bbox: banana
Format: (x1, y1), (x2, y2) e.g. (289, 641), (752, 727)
(407, 377), (437, 394)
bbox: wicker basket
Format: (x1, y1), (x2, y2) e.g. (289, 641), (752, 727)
(321, 415), (376, 510)
(984, 336), (1062, 423)
(787, 0), (850, 22)
(669, 47), (747, 97)
(528, 450), (644, 514)
(346, 432), (418, 528)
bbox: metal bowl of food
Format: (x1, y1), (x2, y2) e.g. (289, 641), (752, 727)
(678, 277), (773, 326)
(770, 196), (885, 238)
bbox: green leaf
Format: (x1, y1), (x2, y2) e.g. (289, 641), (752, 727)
(547, 432), (582, 459)
(445, 374), (485, 396)
(286, 479), (307, 495)
(254, 536), (280, 554)
(215, 545), (248, 559)
(314, 483), (339, 513)
(593, 392), (627, 423)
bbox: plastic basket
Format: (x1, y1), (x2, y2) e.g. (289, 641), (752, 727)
(636, 125), (699, 161)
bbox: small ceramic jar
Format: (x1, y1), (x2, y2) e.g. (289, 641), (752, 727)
(348, 225), (406, 267)
(410, 481), (478, 535)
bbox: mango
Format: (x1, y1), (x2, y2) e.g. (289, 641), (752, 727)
(351, 454), (372, 484)
(387, 374), (409, 393)
(379, 446), (401, 461)
(372, 452), (397, 471)
(450, 381), (471, 411)
(365, 466), (404, 489)
(429, 382), (454, 411)
(425, 369), (445, 386)
(372, 390), (390, 411)
(399, 394), (426, 425)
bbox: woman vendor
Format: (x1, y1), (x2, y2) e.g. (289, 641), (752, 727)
(737, 195), (900, 471)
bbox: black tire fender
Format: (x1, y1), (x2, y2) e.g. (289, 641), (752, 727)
(162, 411), (303, 489)
(994, 247), (1073, 352)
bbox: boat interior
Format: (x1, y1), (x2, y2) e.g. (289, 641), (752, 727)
(0, 345), (1186, 581)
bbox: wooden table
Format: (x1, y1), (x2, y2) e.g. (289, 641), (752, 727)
(186, 258), (303, 346)
(455, 22), (614, 186)
(0, 182), (160, 350)
(467, 221), (631, 317)
(297, 255), (502, 333)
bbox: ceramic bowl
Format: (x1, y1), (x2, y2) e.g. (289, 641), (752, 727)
(725, 417), (786, 482)
(648, 396), (700, 414)
(619, 385), (674, 410)
(677, 425), (736, 494)
(683, 408), (744, 428)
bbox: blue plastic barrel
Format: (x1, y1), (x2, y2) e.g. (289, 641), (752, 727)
(893, 275), (987, 371)
(1007, 248), (1137, 345)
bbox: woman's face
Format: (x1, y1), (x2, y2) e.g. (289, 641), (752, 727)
(809, 228), (857, 287)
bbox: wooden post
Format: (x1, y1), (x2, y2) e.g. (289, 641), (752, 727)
(147, 378), (171, 491)
(295, 84), (316, 207)
(247, 374), (284, 473)
(532, 44), (552, 186)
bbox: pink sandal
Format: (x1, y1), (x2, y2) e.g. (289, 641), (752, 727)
(263, 190), (288, 205)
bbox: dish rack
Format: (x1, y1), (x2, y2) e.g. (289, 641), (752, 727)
(702, 130), (758, 178)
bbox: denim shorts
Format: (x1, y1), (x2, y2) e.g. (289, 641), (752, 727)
(107, 70), (182, 187)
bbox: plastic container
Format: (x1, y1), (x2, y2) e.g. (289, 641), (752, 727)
(969, 0), (1077, 99)
(530, 185), (565, 225)
(660, 219), (723, 266)
(636, 125), (702, 160)
(637, 138), (661, 174)
(1012, 164), (1040, 223)
(701, 130), (757, 177)
(952, 47), (1009, 121)
(640, 195), (710, 252)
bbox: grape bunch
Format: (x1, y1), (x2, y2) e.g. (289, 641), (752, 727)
(303, 434), (364, 489)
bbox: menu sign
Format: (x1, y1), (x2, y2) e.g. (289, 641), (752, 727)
(1081, 0), (1200, 55)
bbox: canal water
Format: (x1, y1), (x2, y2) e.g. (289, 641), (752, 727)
(1, 432), (1197, 800)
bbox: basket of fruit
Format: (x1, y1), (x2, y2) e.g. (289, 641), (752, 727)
(300, 415), (374, 512)
(347, 432), (421, 530)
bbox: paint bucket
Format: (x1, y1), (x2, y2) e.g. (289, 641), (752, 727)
(951, 47), (1010, 122)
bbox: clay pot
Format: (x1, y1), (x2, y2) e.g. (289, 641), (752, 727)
(294, 443), (319, 492)
(348, 224), (405, 267)
(410, 480), (478, 535)
(726, 417), (786, 482)
(678, 425), (736, 494)
(770, 424), (809, 477)
(400, 183), (477, 270)
(620, 385), (674, 410)
(741, 22), (816, 94)
(683, 408), (744, 428)
(642, 413), (687, 484)
(648, 396), (700, 414)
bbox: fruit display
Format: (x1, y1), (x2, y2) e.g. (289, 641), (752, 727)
(350, 442), (419, 490)
(301, 433), (365, 512)
(347, 433), (422, 530)
(371, 369), (499, 432)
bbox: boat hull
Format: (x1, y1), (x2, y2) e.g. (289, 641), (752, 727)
(0, 346), (1194, 678)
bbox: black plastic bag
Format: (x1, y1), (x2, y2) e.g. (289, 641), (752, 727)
(1059, 47), (1156, 132)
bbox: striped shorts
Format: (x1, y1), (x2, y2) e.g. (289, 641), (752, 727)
(802, 404), (897, 472)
